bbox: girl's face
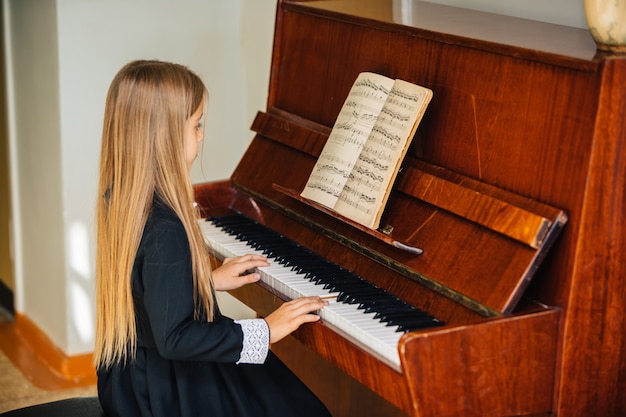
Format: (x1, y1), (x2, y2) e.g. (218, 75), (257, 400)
(184, 100), (205, 169)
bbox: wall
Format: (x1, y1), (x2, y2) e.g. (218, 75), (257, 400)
(427, 0), (587, 28)
(2, 0), (589, 357)
(0, 4), (11, 299)
(4, 0), (66, 346)
(4, 0), (276, 356)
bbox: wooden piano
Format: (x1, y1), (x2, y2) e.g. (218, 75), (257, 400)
(194, 1), (626, 416)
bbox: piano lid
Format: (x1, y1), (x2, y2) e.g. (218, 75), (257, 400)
(228, 110), (567, 317)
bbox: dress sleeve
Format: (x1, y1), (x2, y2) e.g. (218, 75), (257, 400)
(234, 319), (270, 364)
(138, 212), (269, 364)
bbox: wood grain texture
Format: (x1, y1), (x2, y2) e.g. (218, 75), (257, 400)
(399, 309), (559, 417)
(194, 1), (626, 415)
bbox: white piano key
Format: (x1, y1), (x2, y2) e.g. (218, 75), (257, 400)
(200, 219), (403, 370)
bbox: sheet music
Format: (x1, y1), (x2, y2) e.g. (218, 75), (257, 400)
(334, 79), (432, 227)
(301, 72), (432, 229)
(301, 72), (395, 208)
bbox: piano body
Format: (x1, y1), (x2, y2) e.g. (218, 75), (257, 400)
(194, 1), (626, 416)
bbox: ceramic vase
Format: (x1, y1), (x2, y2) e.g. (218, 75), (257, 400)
(584, 0), (626, 52)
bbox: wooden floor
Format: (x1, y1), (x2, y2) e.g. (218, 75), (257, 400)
(0, 306), (97, 414)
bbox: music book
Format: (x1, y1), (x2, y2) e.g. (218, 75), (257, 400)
(300, 72), (433, 229)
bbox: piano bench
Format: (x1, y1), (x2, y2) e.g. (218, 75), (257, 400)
(0, 397), (104, 417)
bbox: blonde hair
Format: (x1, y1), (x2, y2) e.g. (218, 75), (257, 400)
(94, 60), (213, 368)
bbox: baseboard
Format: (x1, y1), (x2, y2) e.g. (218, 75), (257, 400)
(0, 312), (96, 389)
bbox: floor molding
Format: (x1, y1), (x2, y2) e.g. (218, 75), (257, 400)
(0, 313), (96, 390)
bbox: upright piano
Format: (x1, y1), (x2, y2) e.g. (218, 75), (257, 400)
(194, 1), (626, 416)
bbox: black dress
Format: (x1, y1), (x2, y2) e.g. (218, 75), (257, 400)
(97, 200), (331, 417)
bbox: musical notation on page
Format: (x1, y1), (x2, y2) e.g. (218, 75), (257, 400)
(301, 72), (432, 229)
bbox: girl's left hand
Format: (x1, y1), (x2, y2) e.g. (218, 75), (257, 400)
(211, 254), (270, 291)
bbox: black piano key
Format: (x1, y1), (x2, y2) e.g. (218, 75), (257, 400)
(373, 306), (418, 317)
(380, 311), (434, 324)
(385, 317), (441, 329)
(358, 297), (403, 311)
(396, 320), (446, 333)
(334, 282), (376, 297)
(325, 281), (363, 293)
(339, 288), (388, 304)
(206, 213), (446, 333)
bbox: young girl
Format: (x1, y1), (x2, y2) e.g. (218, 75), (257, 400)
(94, 60), (331, 417)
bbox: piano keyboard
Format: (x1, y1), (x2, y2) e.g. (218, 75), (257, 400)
(200, 213), (444, 371)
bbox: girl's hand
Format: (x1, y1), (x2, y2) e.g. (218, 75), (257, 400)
(211, 254), (270, 291)
(264, 296), (328, 344)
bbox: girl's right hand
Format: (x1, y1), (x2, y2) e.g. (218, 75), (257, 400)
(264, 296), (328, 344)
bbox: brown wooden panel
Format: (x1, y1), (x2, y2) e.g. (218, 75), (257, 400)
(261, 4), (626, 413)
(399, 309), (559, 417)
(239, 114), (566, 315)
(196, 1), (626, 415)
(398, 166), (557, 248)
(252, 111), (567, 248)
(553, 58), (626, 417)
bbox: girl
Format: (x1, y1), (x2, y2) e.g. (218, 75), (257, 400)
(94, 60), (331, 417)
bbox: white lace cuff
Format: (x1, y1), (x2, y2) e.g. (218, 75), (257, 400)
(234, 318), (270, 364)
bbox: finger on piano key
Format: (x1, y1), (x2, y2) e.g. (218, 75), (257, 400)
(201, 213), (445, 370)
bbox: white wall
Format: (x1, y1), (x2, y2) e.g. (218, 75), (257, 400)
(4, 0), (67, 349)
(5, 0), (276, 355)
(3, 0), (588, 356)
(427, 0), (587, 28)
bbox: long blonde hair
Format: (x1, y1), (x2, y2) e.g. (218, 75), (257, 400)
(94, 60), (214, 369)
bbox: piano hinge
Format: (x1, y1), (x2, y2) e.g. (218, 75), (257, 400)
(379, 224), (393, 235)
